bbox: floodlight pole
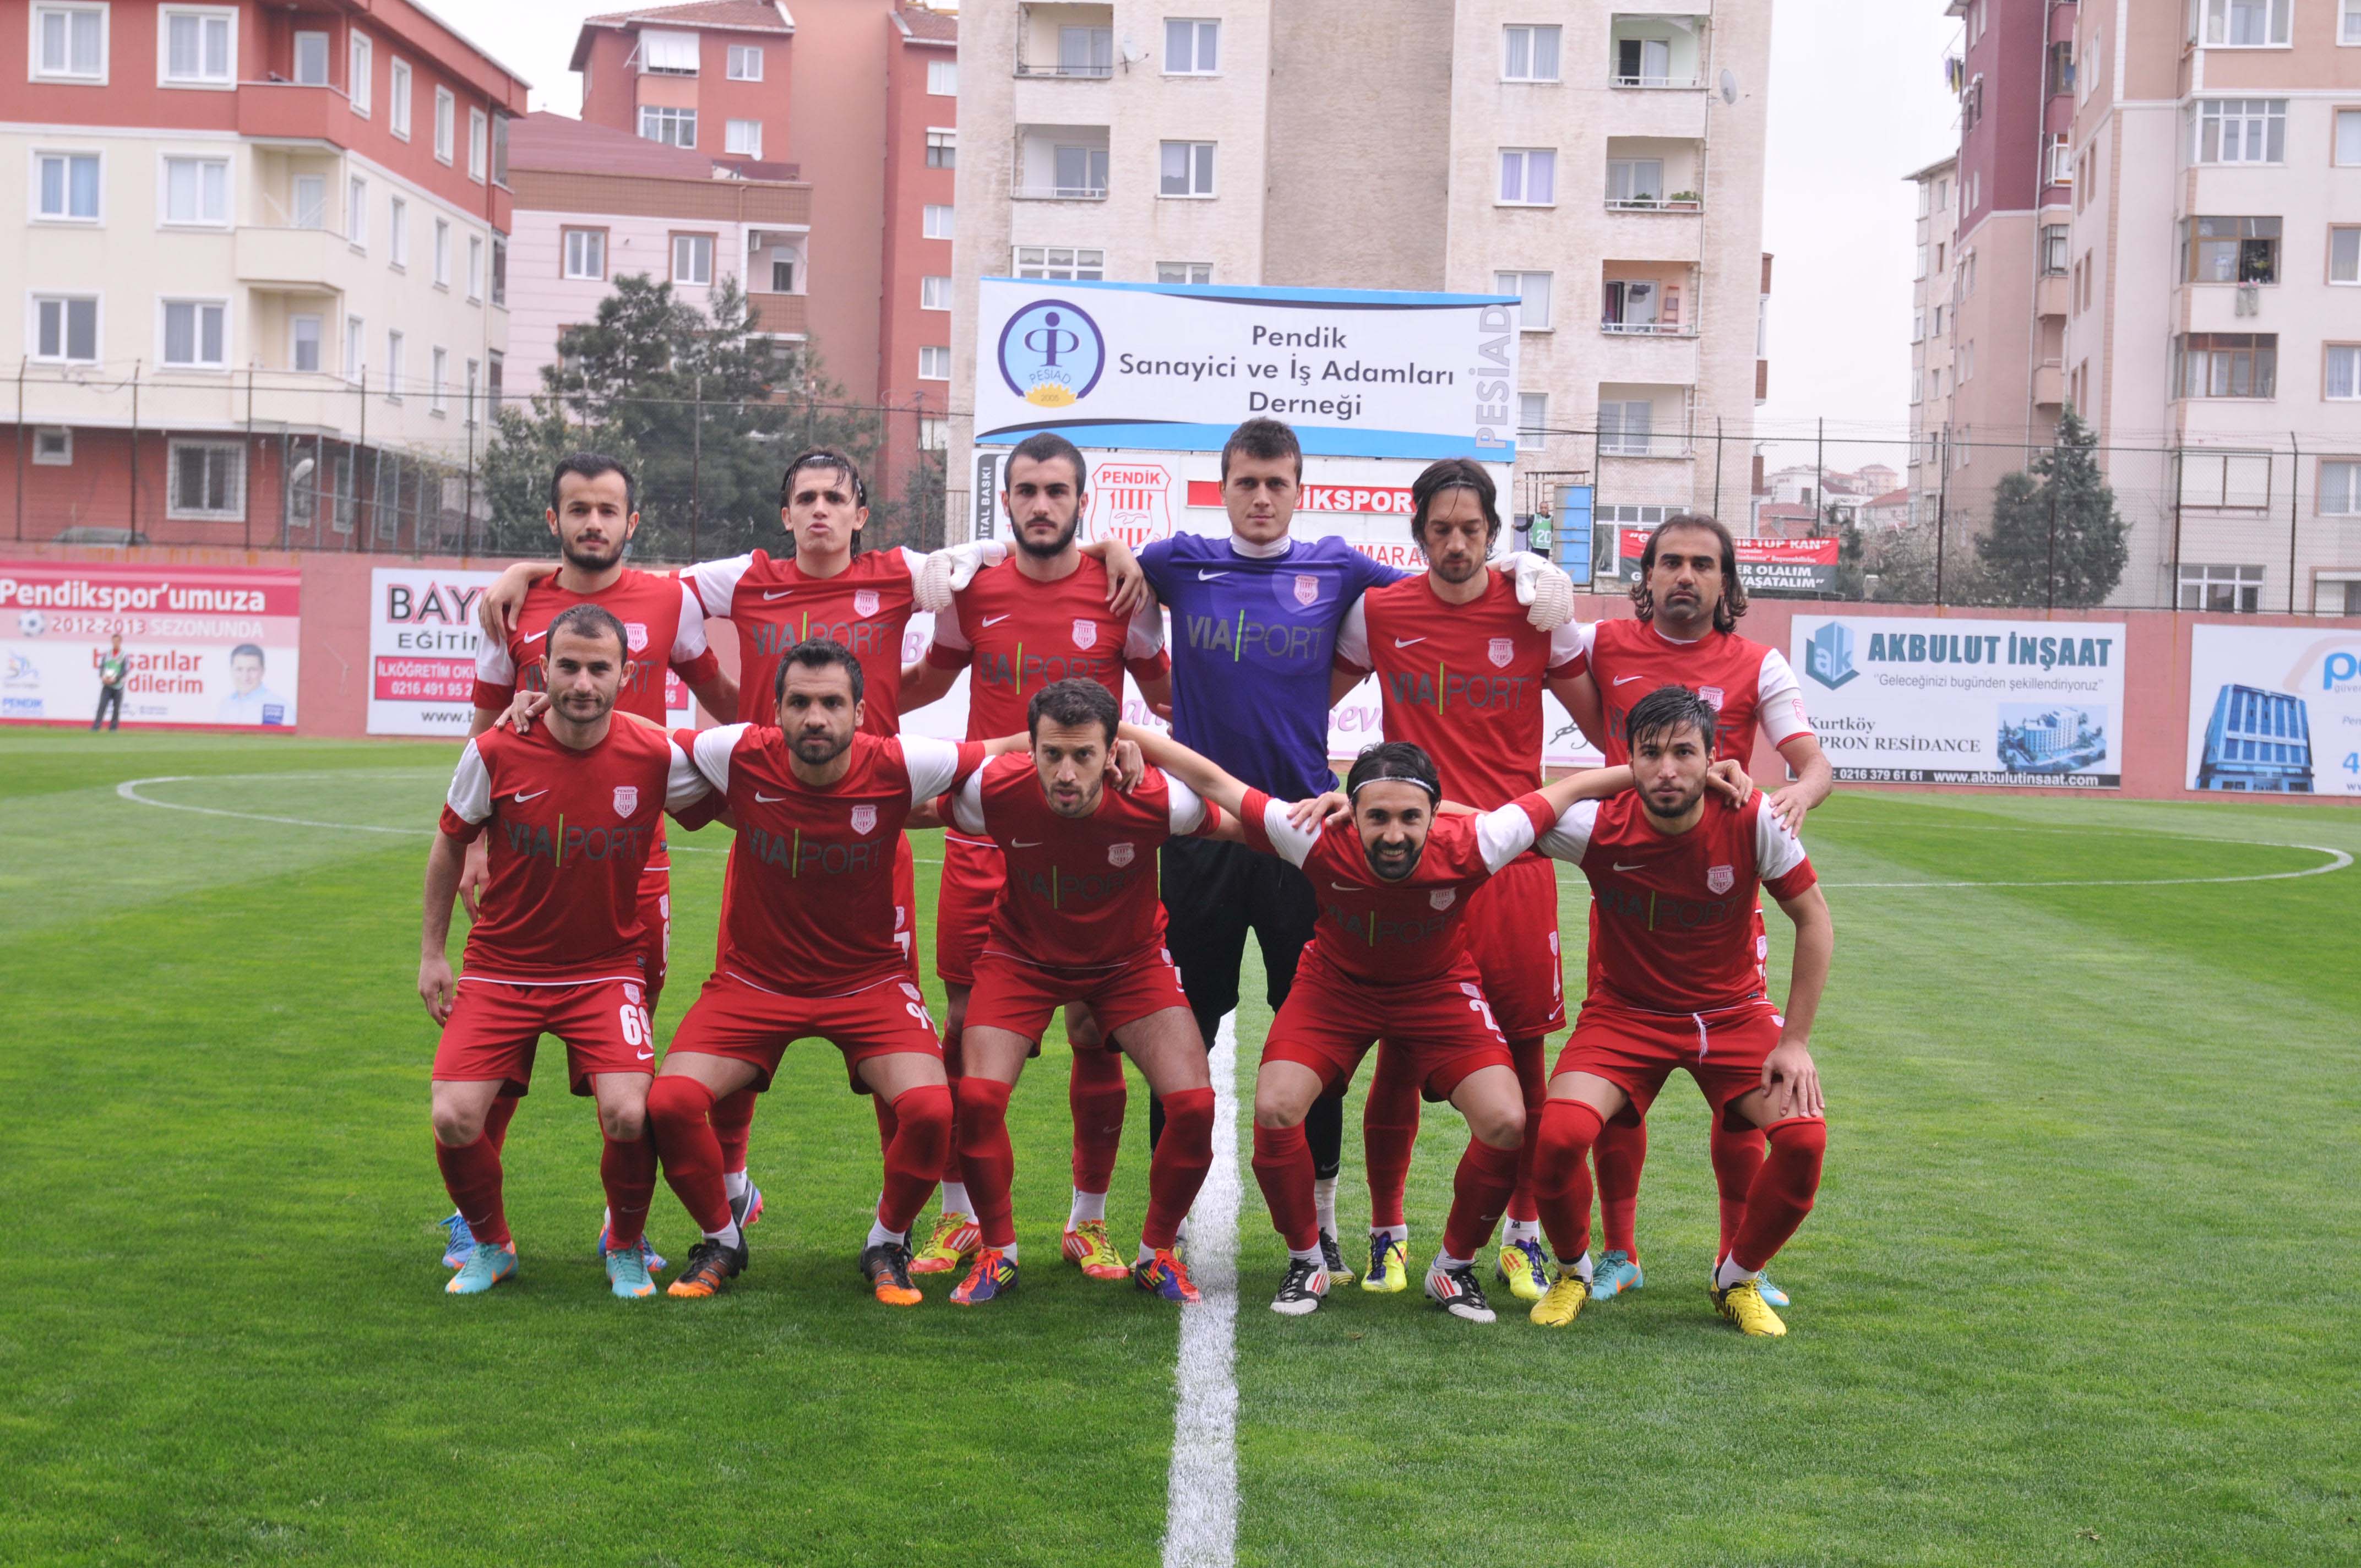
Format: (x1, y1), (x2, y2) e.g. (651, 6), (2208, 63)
(2288, 432), (2300, 613)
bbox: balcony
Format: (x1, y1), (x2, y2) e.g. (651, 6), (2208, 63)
(1601, 263), (1699, 336)
(235, 224), (345, 290)
(1609, 14), (1709, 89)
(1015, 4), (1114, 78)
(1013, 124), (1110, 200)
(235, 81), (350, 145)
(2033, 361), (2064, 407)
(2036, 272), (2070, 317)
(746, 291), (808, 338)
(1604, 139), (1704, 212)
(1597, 383), (1695, 459)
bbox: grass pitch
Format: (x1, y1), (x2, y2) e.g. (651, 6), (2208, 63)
(2, 731), (2355, 1566)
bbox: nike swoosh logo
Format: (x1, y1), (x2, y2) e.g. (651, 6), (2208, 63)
(763, 589), (795, 601)
(521, 630), (547, 644)
(982, 614), (1012, 627)
(1011, 839), (1043, 848)
(754, 791), (787, 803)
(1330, 882), (1361, 892)
(1612, 862), (1647, 872)
(1613, 674), (1646, 686)
(1393, 637), (1426, 649)
(513, 789), (548, 802)
(635, 1049), (655, 1061)
(1198, 569), (1231, 580)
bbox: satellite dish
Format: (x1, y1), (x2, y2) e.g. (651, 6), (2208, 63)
(1720, 69), (1739, 104)
(1119, 34), (1147, 64)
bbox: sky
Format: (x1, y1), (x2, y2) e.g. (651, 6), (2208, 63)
(430, 0), (1964, 455)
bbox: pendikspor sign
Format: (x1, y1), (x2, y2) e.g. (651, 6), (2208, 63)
(973, 277), (1521, 461)
(1793, 614), (2128, 786)
(1618, 531), (1840, 596)
(0, 562), (301, 728)
(2182, 623), (2361, 796)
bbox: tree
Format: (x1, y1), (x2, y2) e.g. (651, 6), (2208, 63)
(1973, 407), (2129, 607)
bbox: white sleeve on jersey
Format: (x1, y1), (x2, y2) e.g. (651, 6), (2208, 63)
(900, 734), (968, 804)
(1546, 616), (1588, 673)
(1255, 796), (1319, 868)
(949, 770), (988, 836)
(929, 595), (972, 654)
(1535, 798), (1600, 863)
(1475, 800), (1542, 874)
(664, 740), (711, 812)
(1334, 598), (1371, 671)
(445, 739), (493, 824)
(690, 723), (750, 797)
(1756, 649), (1815, 744)
(1755, 801), (1810, 885)
(474, 631), (516, 688)
(892, 545), (929, 584)
(1166, 774), (1208, 835)
(1574, 621), (1598, 661)
(681, 553), (754, 620)
(671, 580), (712, 663)
(1123, 593), (1166, 658)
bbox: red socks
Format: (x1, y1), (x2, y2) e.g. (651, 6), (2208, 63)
(955, 1077), (1018, 1249)
(939, 1025), (970, 1190)
(434, 1133), (512, 1249)
(645, 1076), (732, 1234)
(1503, 1035), (1546, 1226)
(1710, 1120), (1766, 1259)
(872, 1090), (899, 1157)
(1728, 1118), (1825, 1274)
(1250, 1120), (1320, 1253)
(877, 1084), (955, 1235)
(1143, 1087), (1215, 1249)
(1361, 1044), (1422, 1229)
(708, 1085), (758, 1177)
(1532, 1098), (1604, 1264)
(482, 1094), (519, 1155)
(600, 1135), (657, 1250)
(1440, 1137), (1521, 1260)
(1592, 1114), (1647, 1258)
(1068, 1047), (1128, 1196)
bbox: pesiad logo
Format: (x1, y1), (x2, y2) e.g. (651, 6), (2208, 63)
(613, 785), (639, 816)
(997, 298), (1107, 409)
(1804, 621), (1859, 689)
(850, 804), (878, 835)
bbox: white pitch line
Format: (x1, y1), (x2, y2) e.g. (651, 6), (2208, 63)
(1821, 843), (2351, 889)
(1161, 1013), (1239, 1568)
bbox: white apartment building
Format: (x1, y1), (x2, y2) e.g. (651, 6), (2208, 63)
(950, 1), (1771, 568)
(1907, 154), (1961, 523)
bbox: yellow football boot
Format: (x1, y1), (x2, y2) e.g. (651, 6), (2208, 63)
(1711, 1277), (1788, 1337)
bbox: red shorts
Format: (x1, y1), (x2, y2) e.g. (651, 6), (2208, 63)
(636, 864), (671, 1010)
(667, 970), (943, 1093)
(894, 832), (920, 982)
(433, 975), (654, 1097)
(965, 946), (1190, 1045)
(1462, 854), (1565, 1038)
(1264, 950), (1513, 1102)
(1553, 996), (1786, 1124)
(934, 834), (1002, 988)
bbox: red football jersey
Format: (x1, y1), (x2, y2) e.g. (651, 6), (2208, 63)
(1239, 788), (1558, 986)
(923, 555), (1171, 741)
(1573, 619), (1814, 766)
(683, 547), (924, 737)
(687, 725), (982, 995)
(1539, 790), (1816, 1014)
(949, 754), (1215, 969)
(438, 721), (708, 982)
(471, 567), (719, 725)
(1335, 573), (1585, 809)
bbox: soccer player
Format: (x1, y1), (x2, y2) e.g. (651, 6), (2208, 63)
(1553, 514), (1834, 1306)
(1331, 458), (1587, 1302)
(1525, 684), (1831, 1337)
(936, 679), (1219, 1306)
(901, 433), (1174, 1285)
(418, 604), (711, 1299)
(439, 453), (736, 1274)
(1135, 417), (1577, 1280)
(638, 639), (1000, 1304)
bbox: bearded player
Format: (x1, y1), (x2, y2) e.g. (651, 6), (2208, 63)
(1553, 514), (1834, 1308)
(1525, 684), (1832, 1337)
(419, 605), (712, 1299)
(901, 433), (1174, 1286)
(438, 454), (736, 1275)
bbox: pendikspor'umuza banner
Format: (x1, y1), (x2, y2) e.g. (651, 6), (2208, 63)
(1617, 530), (1840, 596)
(1792, 614), (2128, 786)
(972, 278), (1521, 461)
(2183, 623), (2361, 796)
(0, 562), (301, 728)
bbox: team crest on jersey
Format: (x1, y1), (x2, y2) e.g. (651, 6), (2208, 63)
(900, 981), (923, 1002)
(624, 983), (642, 1005)
(1429, 888), (1456, 911)
(853, 590), (880, 618)
(624, 622), (650, 653)
(1699, 685), (1725, 710)
(1108, 842), (1135, 868)
(1072, 619), (1098, 650)
(1706, 864), (1734, 894)
(850, 804), (878, 835)
(1487, 637), (1514, 669)
(1293, 574), (1320, 607)
(613, 785), (639, 816)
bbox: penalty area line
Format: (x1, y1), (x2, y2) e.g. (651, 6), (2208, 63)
(1161, 1012), (1239, 1568)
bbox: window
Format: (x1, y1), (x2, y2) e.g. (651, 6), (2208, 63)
(464, 358), (481, 425)
(1014, 245), (1103, 280)
(1504, 24), (1561, 81)
(1499, 148), (1557, 205)
(293, 30), (327, 84)
(490, 234), (505, 306)
(928, 58), (956, 94)
(918, 345), (951, 380)
(166, 441), (243, 519)
(1604, 157), (1662, 206)
(31, 295), (99, 362)
(671, 233), (714, 285)
(32, 428), (70, 465)
(344, 315), (363, 380)
(2202, 0), (2292, 45)
(2178, 563), (2264, 612)
(384, 329), (403, 400)
(2047, 134), (2073, 183)
(349, 31), (371, 115)
(389, 61), (417, 142)
(1157, 262), (1212, 284)
(726, 118), (762, 157)
(2042, 225), (2069, 274)
(35, 152), (101, 221)
(1600, 400), (1654, 455)
(1494, 270), (1552, 330)
(433, 219), (450, 286)
(1056, 24), (1112, 75)
(727, 43), (762, 80)
(490, 113), (508, 187)
(1914, 242), (1928, 280)
(346, 175), (366, 247)
(2333, 227), (2361, 283)
(1933, 304), (1945, 336)
(160, 298), (225, 367)
(919, 417), (948, 452)
(431, 346), (447, 413)
(920, 275), (951, 309)
(639, 27), (698, 73)
(2177, 333), (2277, 397)
(1963, 73), (1984, 131)
(2327, 345), (2361, 399)
(2338, 110), (2361, 166)
(1160, 140), (1216, 197)
(1961, 341), (1976, 382)
(467, 236), (483, 300)
(2194, 99), (2286, 164)
(33, 4), (106, 81)
(290, 313), (320, 372)
(1166, 18), (1220, 73)
(1517, 392), (1548, 446)
(1912, 308), (1925, 343)
(2047, 39), (2075, 95)
(434, 88), (455, 162)
(1052, 143), (1109, 197)
(770, 256), (795, 291)
(2346, 0), (2361, 42)
(2322, 461), (2361, 514)
(926, 129), (955, 168)
(923, 203), (954, 239)
(387, 196), (407, 266)
(1618, 35), (1678, 87)
(563, 228), (606, 280)
(2186, 216), (2280, 284)
(161, 155), (228, 225)
(160, 7), (233, 85)
(1602, 279), (1680, 334)
(469, 108), (488, 178)
(292, 173), (323, 228)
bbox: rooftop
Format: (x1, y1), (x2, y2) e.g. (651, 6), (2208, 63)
(894, 4), (957, 42)
(508, 111), (803, 183)
(584, 1), (793, 32)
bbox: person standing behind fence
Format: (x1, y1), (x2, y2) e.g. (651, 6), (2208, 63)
(92, 635), (126, 731)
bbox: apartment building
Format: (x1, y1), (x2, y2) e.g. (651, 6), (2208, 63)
(949, 2), (1772, 565)
(1908, 154), (1960, 519)
(1, 0), (525, 546)
(2063, 0), (2361, 612)
(880, 5), (958, 496)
